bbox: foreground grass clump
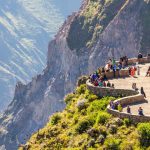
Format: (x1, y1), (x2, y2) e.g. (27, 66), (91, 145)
(20, 84), (150, 150)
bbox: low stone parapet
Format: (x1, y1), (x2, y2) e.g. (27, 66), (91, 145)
(107, 104), (150, 123)
(125, 57), (150, 65)
(107, 94), (150, 123)
(103, 69), (129, 79)
(86, 80), (138, 98)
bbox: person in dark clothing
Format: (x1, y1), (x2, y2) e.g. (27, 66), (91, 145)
(138, 107), (144, 116)
(145, 66), (150, 77)
(127, 105), (131, 113)
(113, 65), (117, 78)
(138, 53), (143, 59)
(138, 53), (143, 64)
(107, 81), (111, 87)
(124, 56), (128, 66)
(103, 74), (107, 81)
(141, 87), (146, 98)
(112, 83), (115, 88)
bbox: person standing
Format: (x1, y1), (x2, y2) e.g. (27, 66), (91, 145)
(137, 66), (140, 76)
(141, 87), (146, 98)
(138, 107), (144, 116)
(127, 106), (131, 113)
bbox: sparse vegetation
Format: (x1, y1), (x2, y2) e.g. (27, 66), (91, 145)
(67, 0), (126, 51)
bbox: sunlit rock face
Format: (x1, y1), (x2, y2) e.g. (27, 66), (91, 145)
(0, 0), (81, 112)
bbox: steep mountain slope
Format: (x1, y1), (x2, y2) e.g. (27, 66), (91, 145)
(0, 0), (81, 112)
(19, 84), (150, 149)
(0, 0), (150, 149)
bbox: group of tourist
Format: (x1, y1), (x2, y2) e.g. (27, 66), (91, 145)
(119, 56), (128, 69)
(109, 100), (122, 111)
(110, 101), (144, 116)
(90, 56), (130, 87)
(90, 73), (114, 88)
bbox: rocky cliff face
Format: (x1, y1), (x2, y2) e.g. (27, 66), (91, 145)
(0, 0), (150, 149)
(0, 0), (81, 112)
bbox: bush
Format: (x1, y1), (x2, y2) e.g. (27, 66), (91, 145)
(87, 100), (108, 114)
(75, 117), (94, 134)
(96, 112), (111, 125)
(120, 141), (134, 150)
(50, 114), (61, 125)
(138, 123), (150, 147)
(104, 138), (121, 150)
(109, 125), (117, 134)
(64, 93), (75, 104)
(87, 94), (98, 102)
(118, 104), (123, 112)
(76, 84), (86, 95)
(77, 76), (89, 86)
(124, 118), (132, 127)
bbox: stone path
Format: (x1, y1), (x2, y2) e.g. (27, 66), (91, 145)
(110, 63), (150, 116)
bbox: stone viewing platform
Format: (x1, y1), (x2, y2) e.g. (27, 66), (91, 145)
(87, 57), (150, 122)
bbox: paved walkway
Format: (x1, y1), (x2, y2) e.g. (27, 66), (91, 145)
(110, 63), (150, 116)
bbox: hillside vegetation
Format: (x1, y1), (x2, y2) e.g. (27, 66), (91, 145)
(67, 0), (127, 51)
(20, 83), (150, 150)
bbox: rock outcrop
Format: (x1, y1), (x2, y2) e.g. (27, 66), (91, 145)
(0, 0), (150, 149)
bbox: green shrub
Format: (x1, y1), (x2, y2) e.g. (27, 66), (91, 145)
(64, 93), (75, 104)
(50, 114), (61, 125)
(120, 141), (134, 150)
(77, 76), (89, 86)
(109, 125), (117, 134)
(118, 104), (123, 112)
(124, 118), (132, 127)
(76, 84), (86, 95)
(87, 100), (108, 113)
(87, 94), (98, 102)
(104, 138), (121, 150)
(96, 112), (111, 125)
(138, 123), (150, 147)
(75, 117), (94, 134)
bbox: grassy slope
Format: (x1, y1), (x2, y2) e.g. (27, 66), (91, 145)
(20, 84), (150, 150)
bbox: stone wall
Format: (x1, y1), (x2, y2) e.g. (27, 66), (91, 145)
(107, 109), (150, 122)
(121, 57), (150, 65)
(86, 80), (138, 98)
(104, 69), (129, 79)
